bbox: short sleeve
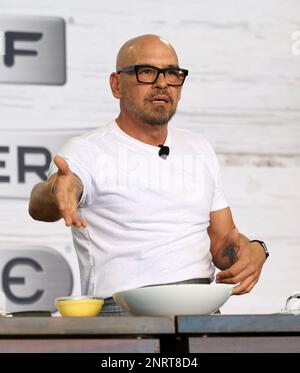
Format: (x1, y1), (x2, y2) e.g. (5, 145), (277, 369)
(48, 137), (95, 207)
(203, 139), (229, 212)
(210, 159), (228, 211)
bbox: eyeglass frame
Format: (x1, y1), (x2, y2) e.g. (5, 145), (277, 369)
(116, 64), (189, 86)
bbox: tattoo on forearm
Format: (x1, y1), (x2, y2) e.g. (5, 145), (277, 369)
(222, 244), (237, 266)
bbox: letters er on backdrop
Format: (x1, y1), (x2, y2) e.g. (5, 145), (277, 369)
(29, 34), (268, 311)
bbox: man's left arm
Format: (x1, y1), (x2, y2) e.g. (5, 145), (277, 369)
(208, 207), (267, 295)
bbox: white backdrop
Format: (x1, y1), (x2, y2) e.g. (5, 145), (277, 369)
(0, 0), (299, 314)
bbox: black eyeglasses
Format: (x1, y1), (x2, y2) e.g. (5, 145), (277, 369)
(117, 65), (188, 86)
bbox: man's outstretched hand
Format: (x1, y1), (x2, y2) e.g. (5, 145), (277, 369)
(51, 155), (87, 228)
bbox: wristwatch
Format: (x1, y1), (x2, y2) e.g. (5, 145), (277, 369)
(250, 239), (269, 259)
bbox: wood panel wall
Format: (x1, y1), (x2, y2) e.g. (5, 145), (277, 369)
(0, 0), (299, 314)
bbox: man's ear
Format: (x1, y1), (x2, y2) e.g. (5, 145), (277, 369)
(109, 72), (122, 99)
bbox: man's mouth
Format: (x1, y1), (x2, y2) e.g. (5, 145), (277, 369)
(150, 95), (170, 104)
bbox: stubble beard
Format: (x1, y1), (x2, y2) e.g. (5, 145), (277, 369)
(124, 97), (177, 126)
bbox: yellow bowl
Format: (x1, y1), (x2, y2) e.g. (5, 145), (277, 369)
(55, 296), (104, 317)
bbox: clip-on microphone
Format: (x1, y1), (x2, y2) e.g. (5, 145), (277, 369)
(158, 144), (170, 159)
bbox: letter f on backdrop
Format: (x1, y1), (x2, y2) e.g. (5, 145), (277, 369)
(4, 31), (42, 67)
(0, 16), (66, 85)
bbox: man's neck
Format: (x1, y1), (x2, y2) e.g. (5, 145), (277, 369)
(115, 115), (168, 146)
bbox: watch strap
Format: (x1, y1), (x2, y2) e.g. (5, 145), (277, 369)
(250, 239), (269, 259)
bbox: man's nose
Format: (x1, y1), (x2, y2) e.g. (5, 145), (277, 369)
(154, 72), (168, 88)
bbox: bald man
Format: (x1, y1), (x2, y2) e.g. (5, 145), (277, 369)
(29, 35), (268, 313)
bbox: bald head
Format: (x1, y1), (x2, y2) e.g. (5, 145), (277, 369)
(116, 34), (179, 70)
(110, 34), (184, 129)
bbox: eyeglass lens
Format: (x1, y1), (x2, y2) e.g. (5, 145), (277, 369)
(137, 66), (185, 85)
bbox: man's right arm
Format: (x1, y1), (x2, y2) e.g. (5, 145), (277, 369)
(28, 155), (87, 228)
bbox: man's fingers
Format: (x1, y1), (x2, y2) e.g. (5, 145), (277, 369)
(232, 276), (257, 295)
(216, 261), (244, 280)
(53, 155), (70, 175)
(55, 197), (66, 212)
(71, 217), (87, 228)
(64, 217), (72, 227)
(53, 188), (86, 228)
(72, 214), (87, 228)
(64, 215), (86, 228)
(241, 280), (258, 295)
(75, 218), (87, 228)
(62, 211), (87, 228)
(216, 268), (232, 281)
(217, 268), (250, 285)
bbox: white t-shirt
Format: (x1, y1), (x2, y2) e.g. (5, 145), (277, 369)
(50, 120), (228, 298)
